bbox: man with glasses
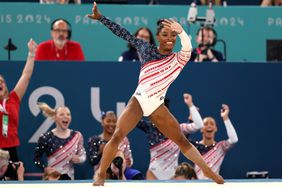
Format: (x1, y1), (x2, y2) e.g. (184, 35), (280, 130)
(35, 19), (85, 61)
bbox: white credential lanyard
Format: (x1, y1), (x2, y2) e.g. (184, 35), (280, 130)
(1, 99), (9, 137)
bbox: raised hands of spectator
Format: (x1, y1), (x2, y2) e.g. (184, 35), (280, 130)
(28, 38), (37, 57)
(195, 54), (208, 62)
(206, 49), (218, 62)
(14, 38), (37, 100)
(220, 104), (230, 120)
(15, 162), (25, 181)
(87, 1), (102, 20)
(183, 93), (193, 107)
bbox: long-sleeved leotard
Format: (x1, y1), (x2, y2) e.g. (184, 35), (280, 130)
(191, 118), (238, 179)
(136, 106), (203, 179)
(87, 135), (133, 171)
(34, 130), (86, 179)
(99, 16), (192, 116)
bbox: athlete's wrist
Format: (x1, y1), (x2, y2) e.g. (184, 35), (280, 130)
(98, 15), (104, 21)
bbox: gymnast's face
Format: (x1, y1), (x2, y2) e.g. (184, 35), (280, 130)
(201, 117), (217, 140)
(0, 76), (8, 100)
(54, 107), (71, 130)
(157, 28), (177, 52)
(102, 112), (117, 135)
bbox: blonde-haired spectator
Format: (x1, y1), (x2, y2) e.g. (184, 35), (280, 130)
(173, 162), (197, 180)
(0, 149), (24, 181)
(34, 103), (86, 180)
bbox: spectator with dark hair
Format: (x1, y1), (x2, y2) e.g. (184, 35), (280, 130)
(173, 162), (197, 180)
(190, 27), (224, 62)
(118, 27), (155, 62)
(191, 104), (238, 179)
(88, 111), (144, 180)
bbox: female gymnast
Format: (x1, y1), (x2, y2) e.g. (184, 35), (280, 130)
(87, 1), (224, 185)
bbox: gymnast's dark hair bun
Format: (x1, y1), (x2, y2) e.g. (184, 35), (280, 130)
(157, 19), (165, 26)
(156, 19), (165, 35)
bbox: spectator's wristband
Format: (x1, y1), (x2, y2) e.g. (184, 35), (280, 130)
(28, 52), (35, 57)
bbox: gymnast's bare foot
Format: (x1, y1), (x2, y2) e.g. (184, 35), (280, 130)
(93, 171), (106, 186)
(204, 168), (225, 184)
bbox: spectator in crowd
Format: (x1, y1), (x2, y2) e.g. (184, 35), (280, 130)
(34, 103), (86, 180)
(42, 167), (71, 180)
(190, 27), (224, 62)
(173, 162), (197, 180)
(200, 0), (222, 6)
(261, 0), (282, 6)
(190, 104), (238, 179)
(118, 27), (155, 62)
(40, 0), (81, 4)
(136, 93), (203, 180)
(35, 18), (85, 61)
(0, 39), (37, 162)
(0, 149), (25, 181)
(88, 111), (144, 180)
(88, 2), (224, 186)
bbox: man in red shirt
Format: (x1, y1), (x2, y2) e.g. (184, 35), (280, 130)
(35, 19), (85, 61)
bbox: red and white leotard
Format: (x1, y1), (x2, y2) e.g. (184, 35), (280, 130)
(99, 16), (192, 116)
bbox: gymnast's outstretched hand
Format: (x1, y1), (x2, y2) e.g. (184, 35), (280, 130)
(87, 1), (102, 20)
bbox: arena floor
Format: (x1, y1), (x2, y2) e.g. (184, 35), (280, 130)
(1, 179), (282, 188)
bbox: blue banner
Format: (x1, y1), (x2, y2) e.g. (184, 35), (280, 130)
(1, 61), (282, 179)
